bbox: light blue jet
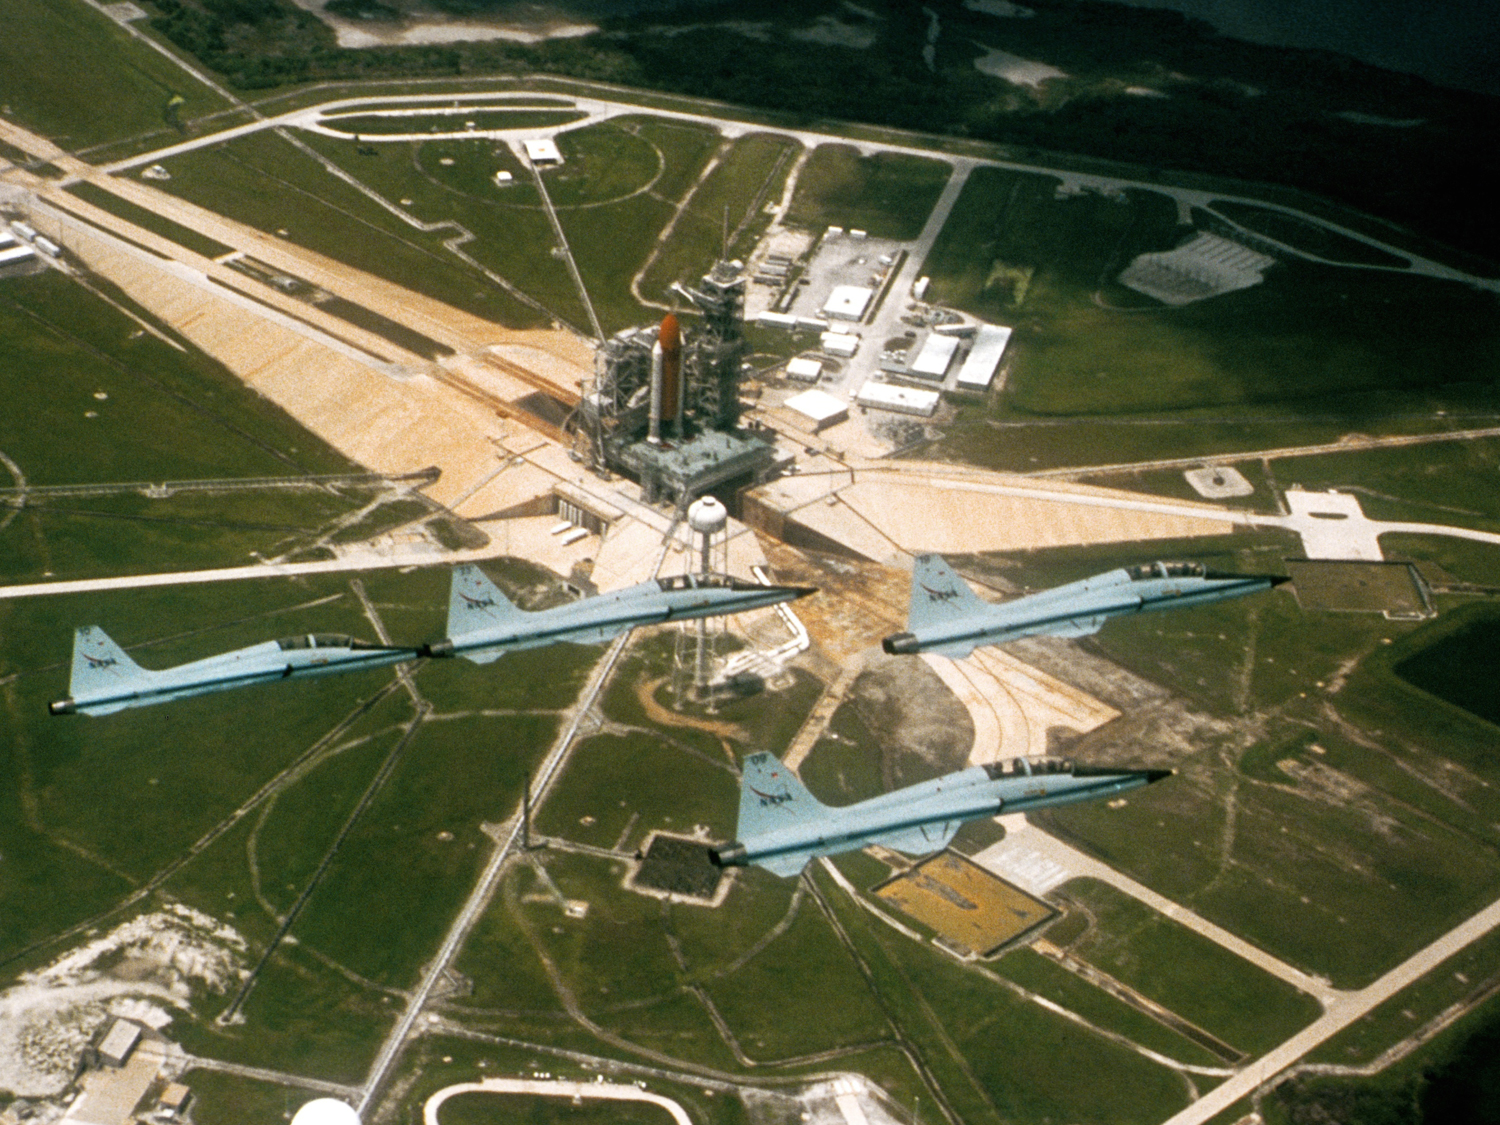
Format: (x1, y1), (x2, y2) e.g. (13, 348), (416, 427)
(425, 564), (815, 663)
(710, 752), (1171, 876)
(50, 626), (422, 716)
(883, 555), (1285, 658)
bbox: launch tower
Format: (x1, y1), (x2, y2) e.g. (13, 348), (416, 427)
(574, 259), (774, 508)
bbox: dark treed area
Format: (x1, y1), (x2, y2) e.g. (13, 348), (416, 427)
(140, 0), (1500, 267)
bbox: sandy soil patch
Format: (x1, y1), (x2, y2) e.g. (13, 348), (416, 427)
(972, 45), (1067, 86)
(0, 906), (245, 1097)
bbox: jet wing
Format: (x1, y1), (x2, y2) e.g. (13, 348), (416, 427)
(874, 820), (964, 857)
(758, 850), (819, 878)
(1041, 613), (1109, 638)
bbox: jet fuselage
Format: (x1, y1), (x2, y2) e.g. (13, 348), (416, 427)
(711, 753), (1171, 876)
(432, 567), (814, 663)
(885, 559), (1284, 658)
(51, 628), (421, 716)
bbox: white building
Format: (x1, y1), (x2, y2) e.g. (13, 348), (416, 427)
(786, 357), (823, 382)
(784, 388), (848, 431)
(756, 311), (798, 330)
(819, 331), (859, 357)
(821, 285), (873, 322)
(955, 324), (1013, 390)
(909, 333), (960, 380)
(856, 380), (940, 417)
(523, 138), (562, 164)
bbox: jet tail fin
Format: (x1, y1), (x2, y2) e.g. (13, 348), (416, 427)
(70, 626), (146, 697)
(907, 554), (988, 632)
(736, 752), (827, 840)
(446, 565), (525, 642)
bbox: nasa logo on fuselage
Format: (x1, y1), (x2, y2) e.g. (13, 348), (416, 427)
(750, 785), (794, 808)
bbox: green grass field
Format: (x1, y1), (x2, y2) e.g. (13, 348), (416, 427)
(918, 166), (1500, 424)
(155, 130), (549, 329)
(294, 113), (733, 334)
(783, 146), (952, 240)
(0, 0), (228, 150)
(637, 132), (801, 303)
(1059, 879), (1320, 1054)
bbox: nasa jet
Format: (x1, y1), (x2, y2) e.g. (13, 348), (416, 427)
(50, 626), (423, 716)
(425, 564), (814, 663)
(883, 556), (1285, 658)
(711, 752), (1171, 876)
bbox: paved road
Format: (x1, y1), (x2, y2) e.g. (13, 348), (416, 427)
(1028, 425), (1500, 481)
(974, 819), (1338, 1003)
(975, 818), (1500, 1124)
(93, 90), (1499, 294)
(355, 518), (679, 1116)
(423, 1078), (692, 1125)
(1159, 894), (1500, 1125)
(0, 542), (510, 601)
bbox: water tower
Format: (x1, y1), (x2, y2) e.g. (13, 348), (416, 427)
(672, 495), (729, 705)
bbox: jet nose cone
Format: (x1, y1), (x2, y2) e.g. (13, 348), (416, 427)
(1144, 768), (1175, 784)
(1270, 575), (1293, 588)
(788, 586), (818, 601)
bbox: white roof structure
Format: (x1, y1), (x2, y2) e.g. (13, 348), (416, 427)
(757, 311), (798, 329)
(785, 388), (848, 431)
(290, 1099), (361, 1125)
(956, 324), (1013, 389)
(1118, 232), (1275, 306)
(0, 229), (16, 247)
(819, 331), (859, 357)
(910, 333), (960, 379)
(0, 245), (37, 266)
(856, 381), (939, 417)
(98, 1019), (141, 1067)
(821, 285), (873, 321)
(523, 138), (562, 164)
(786, 357), (822, 381)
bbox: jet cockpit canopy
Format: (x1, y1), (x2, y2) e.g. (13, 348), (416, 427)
(1126, 561), (1207, 581)
(277, 634), (384, 651)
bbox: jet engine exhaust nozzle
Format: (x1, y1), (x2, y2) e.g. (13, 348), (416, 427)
(708, 843), (747, 868)
(882, 632), (920, 656)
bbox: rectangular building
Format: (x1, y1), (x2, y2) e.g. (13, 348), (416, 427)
(819, 331), (859, 357)
(955, 324), (1013, 390)
(856, 380), (940, 417)
(909, 333), (960, 380)
(786, 356), (822, 382)
(784, 388), (848, 431)
(821, 285), (873, 321)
